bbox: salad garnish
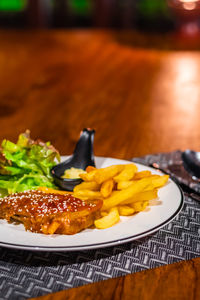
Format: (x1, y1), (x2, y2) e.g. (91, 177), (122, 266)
(0, 130), (60, 196)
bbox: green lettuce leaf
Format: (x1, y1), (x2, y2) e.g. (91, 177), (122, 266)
(0, 130), (60, 196)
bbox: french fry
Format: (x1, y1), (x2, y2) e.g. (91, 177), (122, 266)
(101, 211), (108, 217)
(94, 207), (120, 229)
(117, 180), (134, 190)
(131, 201), (149, 212)
(117, 176), (159, 190)
(121, 189), (158, 205)
(47, 221), (60, 234)
(118, 205), (135, 216)
(74, 181), (100, 193)
(117, 175), (168, 191)
(145, 174), (160, 179)
(133, 170), (152, 180)
(80, 169), (97, 182)
(136, 175), (169, 192)
(73, 190), (102, 201)
(94, 165), (125, 184)
(42, 221), (60, 234)
(71, 163), (169, 230)
(114, 164), (138, 182)
(86, 166), (96, 173)
(151, 175), (169, 188)
(38, 187), (72, 195)
(102, 177), (152, 210)
(100, 178), (114, 198)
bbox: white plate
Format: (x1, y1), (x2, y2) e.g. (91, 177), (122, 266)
(0, 157), (184, 251)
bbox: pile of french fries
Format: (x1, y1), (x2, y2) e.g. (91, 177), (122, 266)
(72, 164), (169, 229)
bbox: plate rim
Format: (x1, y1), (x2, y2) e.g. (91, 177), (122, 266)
(0, 156), (184, 251)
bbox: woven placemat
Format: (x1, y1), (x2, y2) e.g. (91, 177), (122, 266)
(0, 151), (200, 300)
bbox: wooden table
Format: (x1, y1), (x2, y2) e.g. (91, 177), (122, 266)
(0, 29), (200, 299)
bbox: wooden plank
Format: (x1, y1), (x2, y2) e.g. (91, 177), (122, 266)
(31, 257), (200, 300)
(0, 30), (199, 158)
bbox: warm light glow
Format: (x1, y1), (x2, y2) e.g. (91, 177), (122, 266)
(172, 56), (199, 111)
(151, 54), (200, 134)
(183, 2), (196, 9)
(169, 56), (200, 116)
(173, 56), (198, 88)
(179, 0), (198, 2)
(179, 0), (199, 9)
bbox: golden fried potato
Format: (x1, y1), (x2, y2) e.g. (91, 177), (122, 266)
(117, 180), (134, 190)
(71, 163), (169, 230)
(151, 175), (169, 188)
(131, 201), (149, 212)
(86, 166), (96, 173)
(117, 176), (160, 191)
(94, 207), (120, 229)
(38, 187), (72, 194)
(133, 170), (152, 179)
(73, 190), (102, 201)
(74, 181), (100, 193)
(79, 169), (97, 182)
(121, 175), (169, 192)
(102, 177), (152, 210)
(118, 205), (135, 216)
(100, 178), (114, 198)
(140, 175), (169, 191)
(101, 211), (108, 217)
(121, 189), (158, 205)
(94, 165), (124, 184)
(47, 221), (60, 234)
(113, 164), (138, 182)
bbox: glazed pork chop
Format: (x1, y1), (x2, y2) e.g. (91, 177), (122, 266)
(0, 190), (103, 234)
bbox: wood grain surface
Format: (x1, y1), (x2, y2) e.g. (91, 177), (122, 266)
(0, 30), (200, 159)
(0, 29), (200, 300)
(31, 257), (200, 300)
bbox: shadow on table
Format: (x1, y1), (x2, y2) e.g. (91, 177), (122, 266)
(0, 235), (152, 268)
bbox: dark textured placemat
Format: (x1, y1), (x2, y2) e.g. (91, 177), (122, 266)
(132, 150), (200, 194)
(0, 151), (200, 300)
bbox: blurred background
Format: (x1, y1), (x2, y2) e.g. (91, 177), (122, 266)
(0, 1), (200, 155)
(0, 0), (199, 35)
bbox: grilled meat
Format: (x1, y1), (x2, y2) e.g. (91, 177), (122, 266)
(0, 190), (103, 234)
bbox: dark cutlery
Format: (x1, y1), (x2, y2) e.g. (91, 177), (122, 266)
(182, 149), (200, 179)
(150, 162), (200, 202)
